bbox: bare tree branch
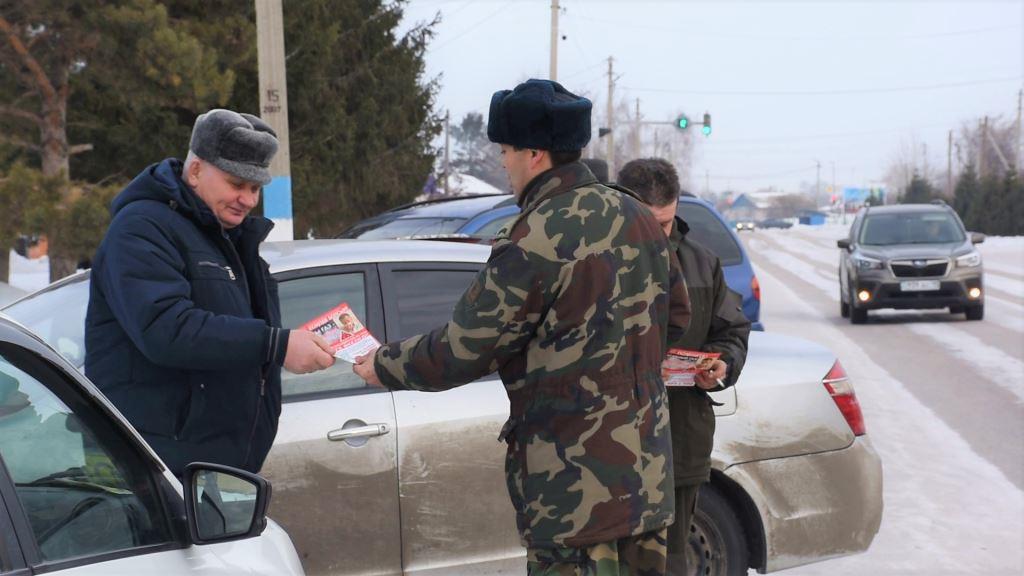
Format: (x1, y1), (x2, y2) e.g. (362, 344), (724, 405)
(0, 104), (42, 126)
(68, 143), (92, 155)
(0, 16), (58, 104)
(0, 133), (41, 152)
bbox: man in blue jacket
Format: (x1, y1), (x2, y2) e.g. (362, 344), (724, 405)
(85, 109), (334, 476)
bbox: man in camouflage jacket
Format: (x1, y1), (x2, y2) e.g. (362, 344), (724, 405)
(619, 158), (751, 575)
(355, 79), (690, 575)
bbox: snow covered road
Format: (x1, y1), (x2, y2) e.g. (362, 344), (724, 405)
(741, 224), (1023, 575)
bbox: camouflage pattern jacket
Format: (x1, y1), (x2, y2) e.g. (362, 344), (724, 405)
(375, 161), (691, 548)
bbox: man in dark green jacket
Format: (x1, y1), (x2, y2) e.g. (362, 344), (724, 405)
(618, 158), (751, 575)
(356, 80), (691, 575)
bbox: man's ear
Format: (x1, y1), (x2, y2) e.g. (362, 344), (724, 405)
(529, 149), (548, 170)
(186, 158), (202, 187)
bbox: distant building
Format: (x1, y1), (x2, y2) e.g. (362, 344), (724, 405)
(725, 190), (793, 222)
(798, 210), (828, 226)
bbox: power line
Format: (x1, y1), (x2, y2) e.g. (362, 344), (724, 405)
(707, 121), (954, 145)
(565, 14), (1020, 42)
(560, 59), (605, 82)
(703, 165), (818, 181)
(429, 1), (516, 52)
(622, 76), (1023, 97)
(443, 0), (478, 20)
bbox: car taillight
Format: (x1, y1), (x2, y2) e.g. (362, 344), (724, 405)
(822, 360), (866, 436)
(751, 275), (761, 302)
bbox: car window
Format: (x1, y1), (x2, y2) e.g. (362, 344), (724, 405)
(390, 269), (480, 339)
(347, 217), (467, 239)
(0, 344), (172, 564)
(0, 504), (17, 573)
(278, 273), (372, 398)
(474, 213), (517, 238)
(678, 203), (744, 266)
(2, 278), (89, 368)
(860, 212), (964, 245)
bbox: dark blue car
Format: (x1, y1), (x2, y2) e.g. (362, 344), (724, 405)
(339, 194), (763, 330)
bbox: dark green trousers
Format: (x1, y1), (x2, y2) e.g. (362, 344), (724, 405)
(665, 483), (701, 576)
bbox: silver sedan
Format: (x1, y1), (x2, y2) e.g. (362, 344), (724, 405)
(4, 239), (882, 576)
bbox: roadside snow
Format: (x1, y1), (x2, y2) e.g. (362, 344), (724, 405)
(7, 249), (49, 293)
(755, 262), (1024, 575)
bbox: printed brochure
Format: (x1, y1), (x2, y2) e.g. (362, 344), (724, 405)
(662, 348), (722, 387)
(300, 302), (381, 363)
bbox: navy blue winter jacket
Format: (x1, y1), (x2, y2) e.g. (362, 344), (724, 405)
(85, 158), (289, 476)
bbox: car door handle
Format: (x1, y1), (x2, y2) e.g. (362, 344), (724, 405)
(327, 423), (391, 442)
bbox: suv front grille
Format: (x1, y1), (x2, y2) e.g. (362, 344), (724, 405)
(890, 259), (949, 278)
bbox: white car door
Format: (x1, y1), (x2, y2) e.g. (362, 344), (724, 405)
(0, 340), (297, 576)
(262, 265), (402, 575)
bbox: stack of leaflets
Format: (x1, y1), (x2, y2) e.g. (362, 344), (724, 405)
(662, 348), (721, 387)
(301, 302), (381, 363)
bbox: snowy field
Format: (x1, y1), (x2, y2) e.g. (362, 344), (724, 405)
(742, 223), (1023, 575)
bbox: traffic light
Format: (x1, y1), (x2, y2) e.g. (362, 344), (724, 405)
(676, 116), (689, 130)
(701, 113), (712, 136)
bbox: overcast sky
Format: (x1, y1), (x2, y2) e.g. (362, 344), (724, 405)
(400, 0), (1024, 195)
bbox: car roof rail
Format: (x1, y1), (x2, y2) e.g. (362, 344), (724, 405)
(385, 193), (511, 213)
(393, 233), (493, 245)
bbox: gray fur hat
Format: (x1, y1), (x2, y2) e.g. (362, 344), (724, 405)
(189, 109), (279, 185)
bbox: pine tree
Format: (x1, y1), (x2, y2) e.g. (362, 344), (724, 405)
(1, 0), (237, 279)
(276, 0), (441, 237)
(900, 173), (935, 204)
(952, 165), (978, 227)
(451, 112), (506, 189)
(2, 0), (441, 278)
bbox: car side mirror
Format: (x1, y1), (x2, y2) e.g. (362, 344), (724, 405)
(970, 232), (985, 244)
(184, 462), (272, 545)
(837, 239), (851, 250)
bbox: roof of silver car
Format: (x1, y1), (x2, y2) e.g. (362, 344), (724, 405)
(863, 203), (951, 214)
(0, 240), (493, 308)
(262, 239), (491, 273)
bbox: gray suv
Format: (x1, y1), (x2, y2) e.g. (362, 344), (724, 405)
(838, 203), (985, 324)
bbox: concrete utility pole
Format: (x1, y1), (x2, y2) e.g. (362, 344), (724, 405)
(255, 0), (293, 241)
(606, 56), (615, 177)
(1016, 88), (1022, 169)
(443, 110), (451, 195)
(986, 127), (1011, 172)
(947, 130), (953, 196)
(979, 116), (988, 179)
(815, 159), (821, 209)
(549, 0), (559, 81)
(634, 98), (641, 161)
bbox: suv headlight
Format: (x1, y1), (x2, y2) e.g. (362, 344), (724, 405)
(853, 255), (883, 270)
(956, 251), (982, 268)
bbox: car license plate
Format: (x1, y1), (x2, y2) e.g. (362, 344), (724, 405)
(900, 280), (940, 292)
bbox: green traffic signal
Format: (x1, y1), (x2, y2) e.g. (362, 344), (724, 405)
(702, 113), (711, 136)
(702, 125), (711, 136)
(676, 116), (689, 129)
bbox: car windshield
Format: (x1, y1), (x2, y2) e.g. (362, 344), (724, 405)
(342, 217), (467, 239)
(3, 277), (89, 369)
(859, 212), (964, 245)
(679, 202), (744, 266)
